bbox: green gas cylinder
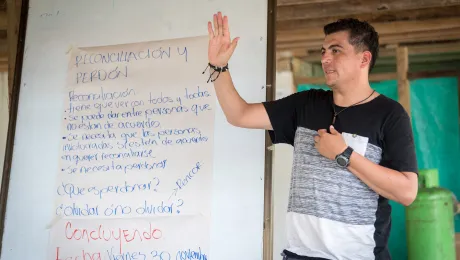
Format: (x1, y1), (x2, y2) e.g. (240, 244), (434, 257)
(405, 168), (456, 260)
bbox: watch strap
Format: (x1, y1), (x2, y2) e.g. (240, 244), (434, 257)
(342, 146), (353, 159)
(335, 146), (354, 167)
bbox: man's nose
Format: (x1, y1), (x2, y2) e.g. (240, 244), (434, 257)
(321, 53), (331, 64)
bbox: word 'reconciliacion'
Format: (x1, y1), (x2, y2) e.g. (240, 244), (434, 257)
(74, 47), (188, 68)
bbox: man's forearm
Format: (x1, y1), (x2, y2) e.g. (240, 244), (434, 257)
(212, 70), (248, 125)
(347, 152), (418, 206)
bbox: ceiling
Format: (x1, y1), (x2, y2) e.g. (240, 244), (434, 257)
(276, 0), (460, 77)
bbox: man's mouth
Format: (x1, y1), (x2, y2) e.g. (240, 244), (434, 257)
(325, 70), (335, 74)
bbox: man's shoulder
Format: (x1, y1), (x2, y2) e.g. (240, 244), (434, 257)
(264, 88), (331, 108)
(375, 94), (410, 119)
(286, 88), (332, 105)
(375, 94), (413, 140)
(298, 88), (332, 99)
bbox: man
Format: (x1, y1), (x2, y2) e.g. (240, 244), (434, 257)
(207, 12), (418, 260)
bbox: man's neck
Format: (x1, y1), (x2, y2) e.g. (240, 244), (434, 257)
(332, 81), (375, 107)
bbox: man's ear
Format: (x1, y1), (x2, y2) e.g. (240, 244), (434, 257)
(361, 51), (372, 69)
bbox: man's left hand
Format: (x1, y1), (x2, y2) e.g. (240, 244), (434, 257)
(314, 125), (348, 160)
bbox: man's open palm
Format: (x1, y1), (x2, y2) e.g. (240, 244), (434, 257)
(208, 12), (239, 67)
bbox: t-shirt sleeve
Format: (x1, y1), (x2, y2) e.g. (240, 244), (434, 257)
(262, 91), (304, 146)
(380, 105), (418, 174)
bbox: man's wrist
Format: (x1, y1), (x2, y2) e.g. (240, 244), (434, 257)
(335, 145), (349, 159)
(335, 146), (353, 167)
(347, 150), (356, 168)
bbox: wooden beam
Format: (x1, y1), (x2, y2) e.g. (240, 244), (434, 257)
(7, 0), (22, 106)
(408, 70), (460, 80)
(276, 58), (292, 72)
(290, 57), (314, 77)
(294, 70), (460, 85)
(277, 28), (460, 51)
(376, 53), (460, 66)
(286, 41), (460, 60)
(277, 6), (460, 31)
(263, 0), (276, 259)
(403, 42), (460, 55)
(397, 46), (410, 115)
(0, 0), (28, 255)
(277, 0), (341, 6)
(290, 59), (300, 93)
(0, 11), (6, 30)
(277, 0), (460, 21)
(0, 61), (7, 72)
(277, 17), (460, 43)
(0, 37), (8, 71)
(295, 73), (397, 84)
(0, 38), (7, 54)
(458, 75), (460, 123)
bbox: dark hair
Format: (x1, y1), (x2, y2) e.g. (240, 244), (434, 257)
(323, 18), (379, 73)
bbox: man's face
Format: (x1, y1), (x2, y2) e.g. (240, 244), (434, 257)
(321, 31), (365, 87)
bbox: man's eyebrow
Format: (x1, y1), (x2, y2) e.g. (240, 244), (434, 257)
(321, 44), (344, 51)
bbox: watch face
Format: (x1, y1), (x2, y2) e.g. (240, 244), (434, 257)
(336, 156), (348, 167)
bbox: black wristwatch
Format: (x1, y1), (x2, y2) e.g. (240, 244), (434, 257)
(335, 146), (354, 167)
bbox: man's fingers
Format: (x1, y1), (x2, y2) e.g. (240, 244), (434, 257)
(314, 135), (320, 144)
(318, 129), (327, 136)
(314, 139), (320, 150)
(217, 12), (223, 36)
(226, 37), (239, 56)
(208, 21), (214, 40)
(330, 125), (339, 135)
(223, 15), (230, 39)
(213, 14), (218, 36)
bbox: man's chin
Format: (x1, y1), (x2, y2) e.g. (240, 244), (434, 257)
(325, 78), (337, 88)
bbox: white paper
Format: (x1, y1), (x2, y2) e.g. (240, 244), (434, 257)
(342, 132), (368, 156)
(51, 35), (214, 258)
(48, 217), (209, 259)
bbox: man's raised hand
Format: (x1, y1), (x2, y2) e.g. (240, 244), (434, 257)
(207, 12), (239, 67)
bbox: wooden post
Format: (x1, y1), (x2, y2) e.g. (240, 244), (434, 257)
(397, 46), (411, 116)
(290, 57), (314, 93)
(457, 75), (460, 124)
(6, 0), (22, 109)
(290, 58), (300, 93)
(264, 0), (276, 259)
